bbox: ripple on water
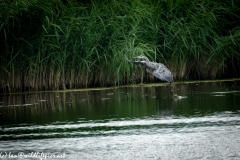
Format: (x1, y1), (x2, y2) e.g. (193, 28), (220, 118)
(0, 124), (240, 160)
(1, 82), (240, 159)
(1, 112), (240, 140)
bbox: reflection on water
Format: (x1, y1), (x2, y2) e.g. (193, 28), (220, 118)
(0, 81), (240, 159)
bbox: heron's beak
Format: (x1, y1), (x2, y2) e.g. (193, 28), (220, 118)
(133, 56), (142, 59)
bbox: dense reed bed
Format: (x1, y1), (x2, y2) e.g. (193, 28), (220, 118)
(1, 0), (240, 92)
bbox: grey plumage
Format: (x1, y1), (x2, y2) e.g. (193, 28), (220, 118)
(125, 55), (173, 82)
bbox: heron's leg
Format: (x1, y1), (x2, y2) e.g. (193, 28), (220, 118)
(170, 82), (177, 97)
(146, 69), (152, 74)
(141, 72), (144, 83)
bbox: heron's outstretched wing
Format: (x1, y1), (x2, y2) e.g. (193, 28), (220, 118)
(152, 65), (173, 82)
(152, 70), (173, 82)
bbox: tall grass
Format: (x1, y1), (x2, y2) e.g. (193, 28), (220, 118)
(156, 0), (240, 80)
(1, 0), (240, 92)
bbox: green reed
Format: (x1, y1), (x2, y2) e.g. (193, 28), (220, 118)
(0, 0), (240, 92)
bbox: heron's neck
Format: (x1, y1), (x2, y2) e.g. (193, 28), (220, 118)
(144, 57), (150, 63)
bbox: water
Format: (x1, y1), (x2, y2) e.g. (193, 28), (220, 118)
(0, 81), (240, 159)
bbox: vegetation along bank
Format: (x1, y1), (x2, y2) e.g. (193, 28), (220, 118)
(1, 0), (240, 92)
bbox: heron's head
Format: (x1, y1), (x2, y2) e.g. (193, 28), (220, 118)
(134, 55), (147, 59)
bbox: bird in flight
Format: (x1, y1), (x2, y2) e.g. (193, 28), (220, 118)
(125, 55), (173, 82)
(125, 55), (176, 96)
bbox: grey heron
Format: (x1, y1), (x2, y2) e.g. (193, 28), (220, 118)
(125, 55), (176, 96)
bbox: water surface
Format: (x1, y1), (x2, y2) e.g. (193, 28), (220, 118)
(0, 81), (240, 159)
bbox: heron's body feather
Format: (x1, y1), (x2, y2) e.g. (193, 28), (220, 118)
(125, 55), (173, 82)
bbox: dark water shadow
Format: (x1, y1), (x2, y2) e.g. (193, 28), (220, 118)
(0, 81), (240, 126)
